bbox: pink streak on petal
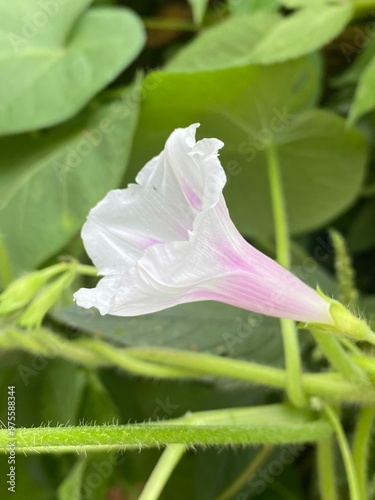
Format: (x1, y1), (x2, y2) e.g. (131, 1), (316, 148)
(181, 179), (201, 211)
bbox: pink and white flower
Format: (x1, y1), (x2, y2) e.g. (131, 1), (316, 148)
(74, 124), (333, 324)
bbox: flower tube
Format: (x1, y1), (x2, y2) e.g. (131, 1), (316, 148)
(74, 124), (333, 325)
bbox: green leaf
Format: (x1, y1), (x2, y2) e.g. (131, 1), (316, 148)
(166, 2), (352, 72)
(127, 60), (366, 237)
(333, 32), (375, 87)
(0, 0), (145, 134)
(54, 301), (285, 363)
(79, 371), (119, 424)
(0, 81), (140, 282)
(229, 0), (279, 14)
(349, 56), (375, 123)
(41, 360), (87, 425)
(187, 0), (209, 25)
(58, 458), (87, 500)
(347, 199), (375, 253)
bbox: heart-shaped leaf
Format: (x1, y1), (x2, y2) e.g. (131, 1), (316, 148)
(0, 82), (140, 283)
(0, 0), (145, 134)
(167, 1), (352, 72)
(127, 59), (366, 237)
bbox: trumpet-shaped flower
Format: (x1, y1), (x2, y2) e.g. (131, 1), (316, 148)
(74, 124), (333, 325)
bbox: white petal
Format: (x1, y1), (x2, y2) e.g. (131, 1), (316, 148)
(81, 124), (225, 276)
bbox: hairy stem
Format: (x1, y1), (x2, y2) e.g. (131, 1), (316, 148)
(310, 328), (370, 385)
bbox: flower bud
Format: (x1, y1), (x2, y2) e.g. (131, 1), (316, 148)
(18, 270), (75, 329)
(0, 264), (66, 316)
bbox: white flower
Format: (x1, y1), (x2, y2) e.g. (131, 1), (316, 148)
(74, 124), (333, 325)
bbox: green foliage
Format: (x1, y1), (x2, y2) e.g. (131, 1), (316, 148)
(0, 82), (141, 280)
(58, 458), (88, 500)
(0, 0), (145, 134)
(129, 60), (366, 236)
(167, 2), (352, 70)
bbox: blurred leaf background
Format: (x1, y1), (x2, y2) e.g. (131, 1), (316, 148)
(1, 0), (375, 498)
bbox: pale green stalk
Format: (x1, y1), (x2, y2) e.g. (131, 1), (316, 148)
(266, 143), (305, 407)
(139, 445), (185, 500)
(317, 438), (338, 500)
(352, 406), (375, 500)
(323, 403), (362, 500)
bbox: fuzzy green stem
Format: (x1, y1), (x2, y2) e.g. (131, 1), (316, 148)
(216, 446), (273, 500)
(323, 403), (362, 500)
(129, 348), (375, 404)
(0, 405), (333, 454)
(266, 143), (305, 407)
(352, 406), (375, 500)
(0, 327), (196, 379)
(317, 438), (338, 500)
(81, 338), (195, 379)
(128, 346), (286, 387)
(310, 328), (370, 385)
(139, 445), (185, 500)
(1, 327), (375, 403)
(0, 423), (331, 453)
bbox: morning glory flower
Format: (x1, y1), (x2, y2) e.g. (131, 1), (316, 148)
(74, 124), (333, 325)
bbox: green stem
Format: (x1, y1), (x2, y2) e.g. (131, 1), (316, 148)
(0, 327), (196, 379)
(266, 143), (305, 407)
(139, 445), (185, 500)
(129, 348), (375, 404)
(281, 318), (306, 406)
(0, 423), (330, 453)
(351, 354), (375, 380)
(352, 406), (375, 500)
(266, 145), (290, 269)
(0, 405), (333, 454)
(142, 17), (198, 31)
(317, 438), (338, 500)
(128, 346), (285, 387)
(310, 328), (370, 385)
(75, 264), (99, 277)
(2, 327), (375, 403)
(82, 338), (195, 379)
(216, 446), (273, 500)
(323, 403), (362, 500)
